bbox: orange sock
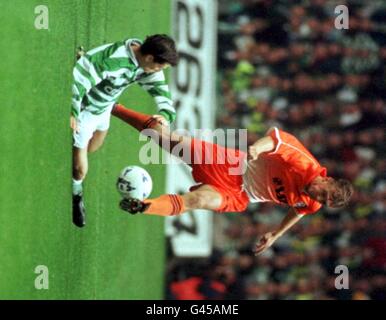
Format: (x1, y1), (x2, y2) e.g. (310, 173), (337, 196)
(112, 104), (158, 131)
(143, 194), (186, 216)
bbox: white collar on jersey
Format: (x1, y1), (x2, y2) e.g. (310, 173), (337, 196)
(125, 38), (143, 68)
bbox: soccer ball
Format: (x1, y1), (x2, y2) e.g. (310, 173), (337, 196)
(116, 166), (153, 200)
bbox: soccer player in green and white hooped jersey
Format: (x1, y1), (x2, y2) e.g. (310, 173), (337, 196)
(71, 34), (178, 228)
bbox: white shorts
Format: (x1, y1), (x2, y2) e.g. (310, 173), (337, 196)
(73, 107), (112, 149)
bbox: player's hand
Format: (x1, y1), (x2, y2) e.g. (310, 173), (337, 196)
(253, 232), (277, 255)
(70, 116), (79, 133)
(247, 146), (259, 161)
(152, 114), (169, 127)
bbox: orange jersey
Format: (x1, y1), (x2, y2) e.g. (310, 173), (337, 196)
(243, 127), (327, 215)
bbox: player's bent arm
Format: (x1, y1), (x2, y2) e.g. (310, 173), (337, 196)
(254, 208), (303, 255)
(272, 207), (303, 239)
(248, 136), (275, 160)
(137, 71), (176, 124)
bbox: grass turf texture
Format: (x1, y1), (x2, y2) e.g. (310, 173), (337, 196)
(0, 0), (170, 299)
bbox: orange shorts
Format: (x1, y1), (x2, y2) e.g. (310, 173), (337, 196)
(189, 138), (249, 213)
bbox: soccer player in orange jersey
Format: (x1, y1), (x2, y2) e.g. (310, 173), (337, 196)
(112, 104), (354, 255)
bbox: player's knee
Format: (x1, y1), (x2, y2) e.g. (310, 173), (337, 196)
(88, 143), (101, 153)
(73, 163), (88, 180)
(185, 192), (211, 210)
(88, 134), (106, 153)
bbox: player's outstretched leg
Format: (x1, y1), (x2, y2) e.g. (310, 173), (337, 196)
(111, 104), (193, 162)
(119, 184), (223, 216)
(72, 146), (87, 227)
(112, 104), (224, 216)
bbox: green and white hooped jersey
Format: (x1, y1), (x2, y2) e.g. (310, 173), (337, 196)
(72, 38), (175, 122)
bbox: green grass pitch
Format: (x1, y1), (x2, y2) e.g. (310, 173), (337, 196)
(0, 0), (171, 299)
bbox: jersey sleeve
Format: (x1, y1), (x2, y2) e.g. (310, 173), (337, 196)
(294, 199), (322, 215)
(267, 127), (326, 186)
(266, 127), (300, 157)
(137, 71), (176, 123)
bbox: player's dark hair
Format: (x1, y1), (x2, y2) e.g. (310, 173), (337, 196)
(140, 34), (178, 66)
(332, 179), (354, 208)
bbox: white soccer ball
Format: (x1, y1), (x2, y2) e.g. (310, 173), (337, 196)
(116, 166), (153, 200)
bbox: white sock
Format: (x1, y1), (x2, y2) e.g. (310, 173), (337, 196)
(72, 179), (83, 195)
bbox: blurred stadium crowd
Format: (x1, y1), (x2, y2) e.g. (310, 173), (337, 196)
(166, 0), (386, 300)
